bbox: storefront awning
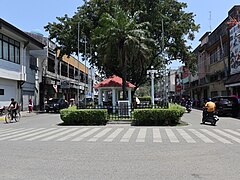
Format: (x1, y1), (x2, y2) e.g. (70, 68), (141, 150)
(224, 73), (240, 87)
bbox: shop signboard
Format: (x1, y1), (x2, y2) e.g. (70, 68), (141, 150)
(230, 23), (240, 75)
(61, 80), (70, 89)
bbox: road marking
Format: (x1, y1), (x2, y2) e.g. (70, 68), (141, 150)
(0, 128), (44, 141)
(200, 129), (232, 144)
(0, 128), (32, 138)
(71, 128), (101, 141)
(165, 129), (179, 143)
(57, 128), (89, 141)
(177, 129), (196, 143)
(213, 129), (240, 143)
(188, 129), (214, 143)
(120, 128), (134, 142)
(88, 128), (112, 142)
(104, 128), (124, 142)
(136, 128), (147, 142)
(153, 128), (162, 142)
(224, 129), (240, 136)
(10, 128), (55, 141)
(41, 128), (78, 141)
(25, 128), (67, 141)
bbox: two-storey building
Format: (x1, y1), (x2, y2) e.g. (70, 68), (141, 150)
(0, 18), (44, 110)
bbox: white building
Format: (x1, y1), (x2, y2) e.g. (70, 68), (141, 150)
(0, 18), (44, 109)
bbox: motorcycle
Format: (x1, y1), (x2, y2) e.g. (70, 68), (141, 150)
(186, 104), (192, 113)
(202, 110), (219, 126)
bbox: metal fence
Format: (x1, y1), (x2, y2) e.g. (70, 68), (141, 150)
(77, 103), (168, 121)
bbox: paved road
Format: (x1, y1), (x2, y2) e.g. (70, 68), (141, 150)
(0, 109), (240, 180)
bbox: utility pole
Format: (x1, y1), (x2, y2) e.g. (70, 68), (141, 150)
(77, 22), (80, 105)
(84, 35), (87, 107)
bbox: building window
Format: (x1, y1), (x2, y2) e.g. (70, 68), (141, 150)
(0, 39), (2, 59)
(0, 33), (20, 64)
(0, 89), (4, 95)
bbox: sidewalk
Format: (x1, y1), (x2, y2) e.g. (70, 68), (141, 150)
(20, 110), (47, 117)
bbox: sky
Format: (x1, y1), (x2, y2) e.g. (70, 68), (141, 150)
(1, 0), (240, 68)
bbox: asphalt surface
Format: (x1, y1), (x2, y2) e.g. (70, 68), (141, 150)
(0, 109), (239, 180)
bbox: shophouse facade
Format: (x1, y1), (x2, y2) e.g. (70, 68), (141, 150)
(27, 32), (91, 110)
(0, 18), (44, 110)
(224, 5), (240, 95)
(180, 6), (240, 102)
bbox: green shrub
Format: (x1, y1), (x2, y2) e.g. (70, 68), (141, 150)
(133, 105), (185, 126)
(60, 108), (108, 125)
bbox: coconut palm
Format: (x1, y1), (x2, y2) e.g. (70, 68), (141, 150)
(92, 5), (155, 99)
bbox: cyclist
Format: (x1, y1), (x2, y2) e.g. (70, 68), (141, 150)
(8, 98), (19, 120)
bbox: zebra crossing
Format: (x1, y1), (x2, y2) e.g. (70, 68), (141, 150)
(1, 127), (240, 144)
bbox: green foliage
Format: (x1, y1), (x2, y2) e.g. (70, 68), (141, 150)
(133, 104), (185, 126)
(138, 96), (151, 103)
(45, 0), (200, 89)
(60, 108), (108, 125)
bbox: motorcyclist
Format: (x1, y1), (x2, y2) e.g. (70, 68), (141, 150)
(185, 97), (192, 111)
(202, 98), (216, 122)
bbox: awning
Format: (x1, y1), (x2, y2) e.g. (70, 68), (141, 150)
(224, 73), (240, 86)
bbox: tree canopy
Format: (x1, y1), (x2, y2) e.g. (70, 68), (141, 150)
(45, 0), (199, 90)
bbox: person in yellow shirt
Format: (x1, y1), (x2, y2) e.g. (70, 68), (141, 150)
(202, 98), (216, 122)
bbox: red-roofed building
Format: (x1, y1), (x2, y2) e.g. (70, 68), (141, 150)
(94, 75), (135, 107)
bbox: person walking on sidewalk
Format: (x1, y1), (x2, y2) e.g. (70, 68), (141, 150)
(28, 98), (33, 113)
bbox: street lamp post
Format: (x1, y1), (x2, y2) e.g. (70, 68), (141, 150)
(147, 66), (159, 108)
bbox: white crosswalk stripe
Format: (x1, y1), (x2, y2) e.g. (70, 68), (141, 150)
(213, 129), (240, 143)
(153, 128), (162, 142)
(165, 129), (179, 143)
(41, 128), (78, 141)
(177, 129), (196, 143)
(200, 129), (232, 144)
(136, 128), (147, 142)
(1, 127), (240, 144)
(104, 128), (124, 142)
(120, 128), (134, 142)
(56, 128), (89, 141)
(88, 128), (112, 142)
(71, 128), (101, 141)
(188, 129), (214, 143)
(224, 129), (240, 137)
(25, 128), (66, 141)
(10, 128), (55, 141)
(0, 128), (33, 137)
(0, 128), (43, 141)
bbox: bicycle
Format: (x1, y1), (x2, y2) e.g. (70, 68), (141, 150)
(5, 109), (21, 123)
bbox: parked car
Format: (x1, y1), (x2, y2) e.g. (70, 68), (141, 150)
(212, 96), (239, 117)
(78, 98), (95, 108)
(45, 98), (69, 112)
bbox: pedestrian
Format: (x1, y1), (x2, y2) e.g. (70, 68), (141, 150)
(28, 98), (33, 113)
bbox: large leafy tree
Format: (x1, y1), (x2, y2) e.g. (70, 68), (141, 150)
(92, 6), (155, 99)
(45, 0), (199, 91)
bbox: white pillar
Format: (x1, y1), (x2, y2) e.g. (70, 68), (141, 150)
(98, 89), (102, 106)
(104, 91), (108, 102)
(112, 88), (116, 113)
(151, 73), (155, 107)
(128, 88), (132, 106)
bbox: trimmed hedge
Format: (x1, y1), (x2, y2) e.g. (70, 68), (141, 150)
(133, 104), (185, 126)
(60, 108), (108, 125)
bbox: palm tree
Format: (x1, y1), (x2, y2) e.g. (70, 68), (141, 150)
(92, 5), (155, 100)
